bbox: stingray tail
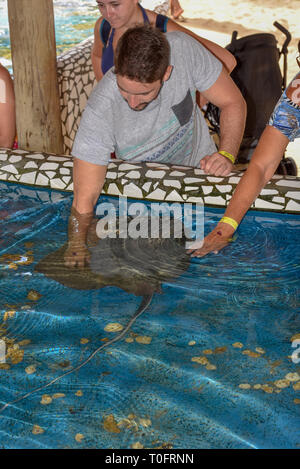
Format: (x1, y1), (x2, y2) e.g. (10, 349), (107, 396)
(0, 294), (154, 414)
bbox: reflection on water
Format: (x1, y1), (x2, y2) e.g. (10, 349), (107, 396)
(0, 181), (299, 449)
(0, 0), (99, 71)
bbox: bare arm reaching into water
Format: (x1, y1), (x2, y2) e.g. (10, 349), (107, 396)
(64, 158), (107, 267)
(190, 126), (289, 257)
(190, 68), (300, 257)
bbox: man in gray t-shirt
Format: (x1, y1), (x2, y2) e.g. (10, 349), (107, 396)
(66, 25), (246, 267)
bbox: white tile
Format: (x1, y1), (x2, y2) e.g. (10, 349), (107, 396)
(186, 196), (203, 203)
(126, 170), (140, 179)
(171, 165), (189, 170)
(59, 167), (70, 175)
(272, 196), (285, 204)
(207, 177), (224, 183)
(276, 179), (300, 188)
(204, 196), (226, 206)
(184, 178), (203, 184)
(25, 153), (45, 160)
(19, 172), (36, 184)
(40, 162), (59, 171)
(193, 169), (205, 175)
(45, 171), (57, 179)
(11, 149), (28, 154)
(286, 200), (300, 211)
(47, 156), (70, 162)
(165, 190), (184, 202)
(62, 176), (71, 184)
(254, 198), (284, 210)
(260, 189), (279, 195)
(35, 173), (49, 186)
(106, 171), (117, 179)
(107, 183), (122, 196)
(202, 186), (213, 195)
(169, 171), (186, 177)
(24, 161), (39, 170)
(146, 188), (166, 200)
(9, 155), (22, 163)
(123, 183), (143, 198)
(145, 170), (166, 179)
(285, 191), (300, 201)
(50, 178), (66, 190)
(228, 176), (241, 184)
(1, 164), (19, 174)
(216, 184), (232, 193)
(163, 179), (181, 189)
(142, 182), (152, 192)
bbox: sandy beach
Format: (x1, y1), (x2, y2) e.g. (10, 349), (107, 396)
(181, 0), (299, 82)
(179, 0), (300, 168)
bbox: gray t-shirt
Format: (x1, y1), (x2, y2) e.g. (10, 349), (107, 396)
(72, 31), (222, 167)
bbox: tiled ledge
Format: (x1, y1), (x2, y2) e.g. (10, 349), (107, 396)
(1, 147), (300, 213)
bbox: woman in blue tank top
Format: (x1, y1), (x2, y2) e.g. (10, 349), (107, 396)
(92, 0), (236, 83)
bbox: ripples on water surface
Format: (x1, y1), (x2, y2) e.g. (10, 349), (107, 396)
(0, 181), (299, 449)
(0, 0), (99, 71)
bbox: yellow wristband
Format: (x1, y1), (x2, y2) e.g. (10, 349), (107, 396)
(218, 150), (235, 164)
(220, 216), (239, 231)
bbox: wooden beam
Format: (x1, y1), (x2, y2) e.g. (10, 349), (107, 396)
(8, 0), (64, 154)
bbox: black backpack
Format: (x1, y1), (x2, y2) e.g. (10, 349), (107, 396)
(205, 22), (293, 168)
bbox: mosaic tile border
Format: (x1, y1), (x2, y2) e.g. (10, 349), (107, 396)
(57, 37), (96, 156)
(0, 148), (300, 213)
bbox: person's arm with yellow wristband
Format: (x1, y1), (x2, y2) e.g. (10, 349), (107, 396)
(189, 125), (289, 258)
(199, 67), (247, 176)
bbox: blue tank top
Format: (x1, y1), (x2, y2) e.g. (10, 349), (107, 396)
(100, 4), (168, 75)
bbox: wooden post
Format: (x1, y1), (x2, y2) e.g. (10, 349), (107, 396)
(8, 0), (64, 154)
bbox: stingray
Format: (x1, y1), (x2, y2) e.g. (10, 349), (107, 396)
(0, 215), (190, 413)
(34, 215), (190, 297)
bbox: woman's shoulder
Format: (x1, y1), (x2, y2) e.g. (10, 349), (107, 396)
(94, 16), (105, 32)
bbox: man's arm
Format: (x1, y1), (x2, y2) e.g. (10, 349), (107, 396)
(64, 158), (107, 267)
(199, 67), (247, 176)
(191, 125), (288, 257)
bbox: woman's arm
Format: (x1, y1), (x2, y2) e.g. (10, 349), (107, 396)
(91, 17), (104, 82)
(191, 125), (289, 257)
(0, 65), (16, 148)
(166, 19), (236, 74)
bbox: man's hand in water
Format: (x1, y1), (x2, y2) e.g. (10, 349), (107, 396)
(64, 242), (91, 268)
(64, 207), (94, 268)
(187, 224), (234, 258)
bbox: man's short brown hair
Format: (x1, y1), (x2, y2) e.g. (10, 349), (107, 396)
(114, 25), (170, 83)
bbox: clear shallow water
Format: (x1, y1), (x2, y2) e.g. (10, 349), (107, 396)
(0, 0), (99, 72)
(0, 181), (299, 449)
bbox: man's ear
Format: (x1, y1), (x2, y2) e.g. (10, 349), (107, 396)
(163, 65), (173, 82)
